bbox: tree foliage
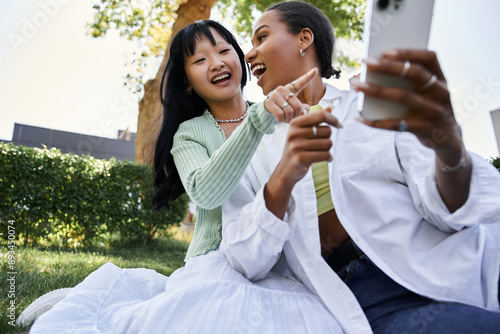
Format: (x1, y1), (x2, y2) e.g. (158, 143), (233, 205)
(87, 0), (365, 94)
(88, 0), (177, 55)
(215, 0), (365, 40)
(87, 0), (179, 93)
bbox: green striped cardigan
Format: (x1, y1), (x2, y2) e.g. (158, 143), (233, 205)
(171, 101), (278, 260)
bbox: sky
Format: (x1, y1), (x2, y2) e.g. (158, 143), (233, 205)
(0, 0), (499, 158)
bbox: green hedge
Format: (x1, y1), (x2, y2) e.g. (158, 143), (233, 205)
(0, 142), (189, 245)
(491, 157), (500, 172)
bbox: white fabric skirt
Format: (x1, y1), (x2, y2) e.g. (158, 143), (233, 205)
(30, 251), (343, 333)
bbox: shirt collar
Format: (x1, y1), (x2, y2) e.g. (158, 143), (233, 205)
(319, 83), (347, 110)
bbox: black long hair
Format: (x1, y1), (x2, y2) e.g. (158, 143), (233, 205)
(267, 1), (341, 79)
(152, 20), (248, 212)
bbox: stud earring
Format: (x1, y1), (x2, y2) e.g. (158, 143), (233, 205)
(186, 87), (192, 95)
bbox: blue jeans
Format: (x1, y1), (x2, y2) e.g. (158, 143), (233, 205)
(336, 248), (500, 333)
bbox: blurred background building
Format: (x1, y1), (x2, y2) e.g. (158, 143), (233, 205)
(491, 108), (500, 156)
(3, 123), (135, 161)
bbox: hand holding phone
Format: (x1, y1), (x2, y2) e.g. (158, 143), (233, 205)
(359, 0), (436, 120)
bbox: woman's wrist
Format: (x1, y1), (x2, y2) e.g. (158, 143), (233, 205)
(433, 122), (470, 172)
(266, 170), (296, 198)
(250, 100), (278, 133)
(436, 147), (469, 172)
(263, 168), (297, 220)
(434, 140), (472, 212)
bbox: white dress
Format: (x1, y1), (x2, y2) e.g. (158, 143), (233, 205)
(29, 250), (344, 333)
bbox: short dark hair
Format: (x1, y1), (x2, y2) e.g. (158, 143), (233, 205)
(267, 1), (341, 79)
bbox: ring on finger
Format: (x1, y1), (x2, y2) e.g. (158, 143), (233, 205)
(280, 102), (290, 109)
(286, 92), (295, 101)
(398, 119), (408, 132)
(399, 61), (411, 78)
(312, 125), (318, 138)
(290, 81), (300, 93)
(419, 74), (438, 91)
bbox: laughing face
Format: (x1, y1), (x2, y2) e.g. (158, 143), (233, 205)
(184, 28), (243, 106)
(245, 11), (304, 95)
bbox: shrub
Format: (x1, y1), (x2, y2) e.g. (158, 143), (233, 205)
(490, 156), (500, 172)
(0, 142), (188, 245)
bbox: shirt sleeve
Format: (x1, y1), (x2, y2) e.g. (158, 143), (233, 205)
(220, 169), (296, 281)
(395, 132), (500, 232)
(171, 102), (278, 210)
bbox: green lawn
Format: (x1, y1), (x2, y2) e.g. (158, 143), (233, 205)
(0, 230), (190, 333)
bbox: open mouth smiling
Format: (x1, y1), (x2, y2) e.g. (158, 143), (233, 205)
(211, 73), (231, 84)
(251, 64), (267, 79)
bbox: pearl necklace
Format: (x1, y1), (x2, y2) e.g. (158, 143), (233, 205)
(212, 102), (249, 123)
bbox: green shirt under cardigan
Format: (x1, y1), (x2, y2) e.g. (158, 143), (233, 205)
(171, 102), (278, 260)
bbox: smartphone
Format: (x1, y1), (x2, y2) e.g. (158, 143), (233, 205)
(358, 0), (436, 120)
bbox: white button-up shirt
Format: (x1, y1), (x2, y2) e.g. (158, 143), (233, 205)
(221, 84), (500, 333)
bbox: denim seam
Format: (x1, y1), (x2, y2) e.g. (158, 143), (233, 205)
(340, 259), (357, 285)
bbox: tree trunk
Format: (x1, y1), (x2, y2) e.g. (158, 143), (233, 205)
(135, 0), (218, 164)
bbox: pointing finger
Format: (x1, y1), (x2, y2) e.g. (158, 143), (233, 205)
(287, 68), (318, 94)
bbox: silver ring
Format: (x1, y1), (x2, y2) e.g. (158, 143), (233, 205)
(312, 125), (318, 138)
(398, 119), (408, 132)
(399, 61), (411, 78)
(419, 74), (438, 91)
(280, 102), (290, 109)
(286, 92), (295, 101)
(290, 81), (300, 93)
